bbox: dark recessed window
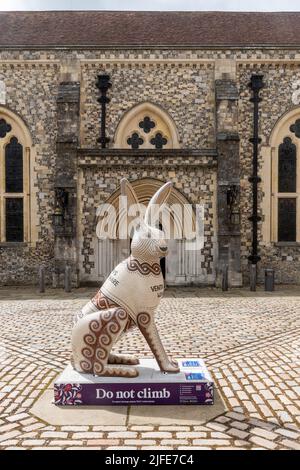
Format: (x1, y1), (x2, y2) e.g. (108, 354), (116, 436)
(5, 198), (24, 242)
(278, 198), (296, 242)
(5, 137), (23, 193)
(139, 116), (155, 134)
(278, 137), (296, 193)
(0, 118), (12, 138)
(290, 119), (300, 138)
(127, 132), (144, 149)
(150, 133), (168, 149)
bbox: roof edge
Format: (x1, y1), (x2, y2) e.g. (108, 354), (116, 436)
(1, 44), (300, 50)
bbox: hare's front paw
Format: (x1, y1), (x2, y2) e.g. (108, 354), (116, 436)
(161, 360), (180, 374)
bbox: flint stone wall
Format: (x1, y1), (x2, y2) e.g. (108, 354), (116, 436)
(0, 48), (300, 285)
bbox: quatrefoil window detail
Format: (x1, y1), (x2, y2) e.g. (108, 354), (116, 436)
(0, 118), (12, 138)
(127, 132), (144, 149)
(290, 119), (300, 138)
(150, 133), (168, 149)
(139, 116), (155, 134)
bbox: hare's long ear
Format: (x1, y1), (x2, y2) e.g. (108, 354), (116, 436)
(120, 179), (145, 235)
(144, 181), (172, 226)
(120, 178), (139, 206)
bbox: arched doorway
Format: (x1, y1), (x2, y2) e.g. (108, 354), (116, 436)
(95, 178), (198, 286)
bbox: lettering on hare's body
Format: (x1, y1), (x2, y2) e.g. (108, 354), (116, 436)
(150, 284), (164, 292)
(108, 275), (119, 287)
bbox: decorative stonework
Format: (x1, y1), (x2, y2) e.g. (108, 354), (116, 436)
(0, 62), (58, 285)
(238, 63), (300, 283)
(0, 80), (6, 105)
(291, 79), (300, 105)
(0, 118), (11, 138)
(1, 47), (300, 285)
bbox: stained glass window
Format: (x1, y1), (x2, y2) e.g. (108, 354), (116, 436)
(5, 198), (24, 242)
(278, 198), (296, 242)
(5, 137), (23, 193)
(278, 137), (296, 193)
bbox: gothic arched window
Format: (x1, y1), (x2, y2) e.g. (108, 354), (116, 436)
(114, 102), (180, 150)
(277, 136), (297, 242)
(278, 137), (296, 193)
(262, 108), (300, 245)
(0, 111), (32, 243)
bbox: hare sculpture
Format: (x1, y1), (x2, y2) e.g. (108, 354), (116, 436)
(71, 179), (180, 378)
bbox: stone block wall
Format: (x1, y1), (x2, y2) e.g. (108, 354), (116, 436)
(237, 62), (300, 284)
(0, 61), (59, 285)
(1, 48), (300, 285)
(80, 62), (215, 149)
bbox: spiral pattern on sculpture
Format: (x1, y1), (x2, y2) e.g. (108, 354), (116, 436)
(77, 303), (132, 377)
(83, 333), (96, 346)
(93, 362), (104, 374)
(103, 310), (114, 322)
(82, 346), (93, 359)
(80, 360), (92, 372)
(137, 312), (151, 327)
(95, 347), (107, 361)
(99, 333), (111, 346)
(116, 308), (127, 320)
(107, 320), (121, 335)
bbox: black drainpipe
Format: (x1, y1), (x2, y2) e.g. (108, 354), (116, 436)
(96, 74), (112, 148)
(248, 73), (264, 272)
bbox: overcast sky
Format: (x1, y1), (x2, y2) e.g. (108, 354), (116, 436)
(1, 0), (300, 11)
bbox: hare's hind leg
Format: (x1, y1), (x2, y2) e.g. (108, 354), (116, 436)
(108, 317), (139, 366)
(97, 308), (138, 378)
(108, 353), (139, 365)
(72, 307), (138, 378)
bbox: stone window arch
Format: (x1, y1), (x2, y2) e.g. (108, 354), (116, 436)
(0, 107), (33, 243)
(113, 102), (180, 149)
(263, 107), (300, 243)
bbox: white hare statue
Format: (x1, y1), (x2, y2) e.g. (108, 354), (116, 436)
(71, 179), (180, 378)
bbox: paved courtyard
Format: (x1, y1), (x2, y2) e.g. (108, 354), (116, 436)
(0, 286), (300, 450)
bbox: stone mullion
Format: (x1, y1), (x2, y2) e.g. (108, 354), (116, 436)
(54, 80), (80, 286)
(215, 76), (242, 287)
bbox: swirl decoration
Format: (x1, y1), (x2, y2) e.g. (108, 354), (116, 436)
(92, 291), (117, 310)
(83, 333), (96, 346)
(80, 307), (129, 376)
(93, 362), (104, 374)
(80, 360), (92, 372)
(95, 348), (107, 360)
(137, 312), (151, 327)
(127, 258), (161, 276)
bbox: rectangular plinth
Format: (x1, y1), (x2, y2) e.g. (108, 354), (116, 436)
(54, 358), (214, 406)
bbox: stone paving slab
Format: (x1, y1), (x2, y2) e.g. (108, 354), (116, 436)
(127, 390), (226, 425)
(0, 286), (300, 450)
(31, 391), (128, 426)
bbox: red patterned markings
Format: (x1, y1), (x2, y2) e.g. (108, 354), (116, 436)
(136, 312), (151, 328)
(92, 291), (117, 310)
(127, 257), (161, 276)
(80, 307), (128, 375)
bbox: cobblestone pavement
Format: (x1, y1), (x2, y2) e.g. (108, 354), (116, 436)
(0, 286), (300, 450)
